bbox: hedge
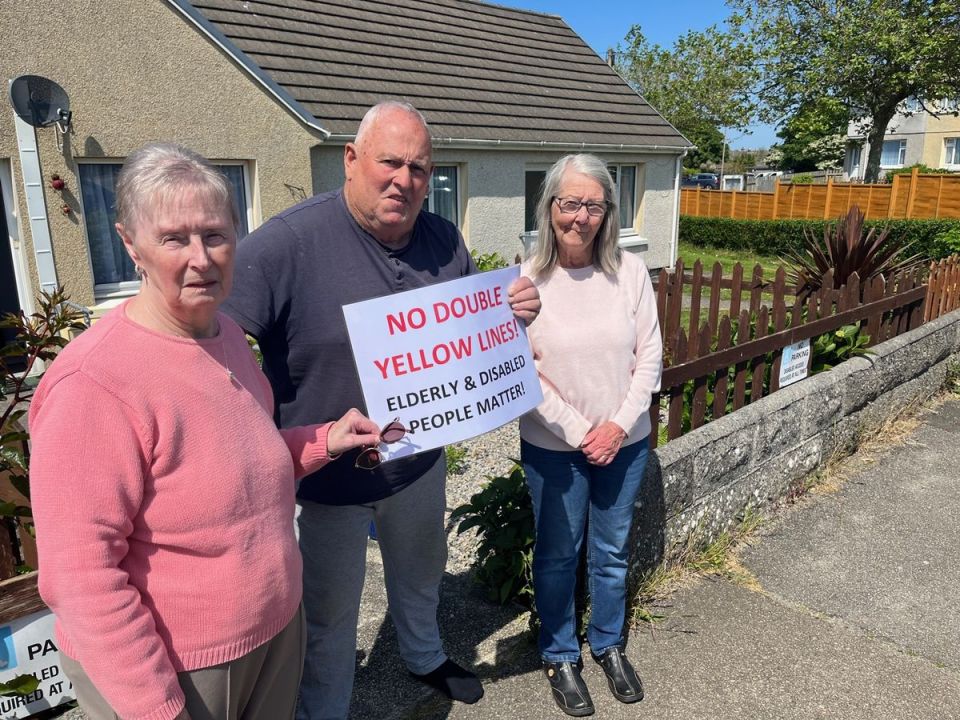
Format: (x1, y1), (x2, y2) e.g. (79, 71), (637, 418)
(679, 215), (960, 260)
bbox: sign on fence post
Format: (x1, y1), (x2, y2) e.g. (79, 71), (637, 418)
(0, 610), (75, 718)
(342, 266), (543, 461)
(779, 338), (811, 387)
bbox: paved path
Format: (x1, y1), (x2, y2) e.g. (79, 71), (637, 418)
(351, 396), (960, 719)
(54, 396), (960, 719)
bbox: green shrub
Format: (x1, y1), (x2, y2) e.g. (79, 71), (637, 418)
(883, 163), (954, 183)
(470, 249), (510, 271)
(811, 323), (870, 373)
(1, 288), (87, 527)
(445, 444), (468, 475)
(790, 173), (814, 184)
(679, 215), (960, 261)
(450, 462), (535, 606)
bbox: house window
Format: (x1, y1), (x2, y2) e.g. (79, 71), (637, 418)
(524, 170), (546, 232)
(847, 144), (863, 178)
(608, 164), (637, 231)
(424, 165), (459, 226)
(78, 161), (251, 297)
(900, 97), (922, 113)
(945, 138), (960, 167)
(880, 140), (906, 167)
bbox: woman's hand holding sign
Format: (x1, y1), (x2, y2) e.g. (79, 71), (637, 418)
(507, 276), (541, 325)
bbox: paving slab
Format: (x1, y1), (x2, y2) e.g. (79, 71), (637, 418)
(742, 398), (960, 670)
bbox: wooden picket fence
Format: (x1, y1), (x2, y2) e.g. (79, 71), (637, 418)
(648, 254), (960, 447)
(681, 168), (960, 221)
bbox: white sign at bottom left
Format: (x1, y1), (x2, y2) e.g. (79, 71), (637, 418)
(1, 609), (74, 719)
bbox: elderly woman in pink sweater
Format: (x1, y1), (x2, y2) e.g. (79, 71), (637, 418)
(520, 154), (663, 717)
(28, 143), (381, 720)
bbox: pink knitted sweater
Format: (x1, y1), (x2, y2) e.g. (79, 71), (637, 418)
(29, 304), (335, 720)
(520, 252), (663, 451)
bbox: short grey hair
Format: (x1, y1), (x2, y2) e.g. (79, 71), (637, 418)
(354, 101), (431, 147)
(528, 154), (621, 277)
(115, 143), (239, 232)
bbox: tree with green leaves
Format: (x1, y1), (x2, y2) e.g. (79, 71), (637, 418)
(773, 98), (849, 172)
(615, 25), (761, 169)
(730, 0), (960, 182)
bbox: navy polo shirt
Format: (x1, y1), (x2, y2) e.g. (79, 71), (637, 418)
(223, 190), (476, 505)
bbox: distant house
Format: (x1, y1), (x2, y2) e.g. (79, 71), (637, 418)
(845, 98), (960, 180)
(1, 0), (691, 321)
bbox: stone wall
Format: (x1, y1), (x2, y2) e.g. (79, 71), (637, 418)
(632, 308), (960, 573)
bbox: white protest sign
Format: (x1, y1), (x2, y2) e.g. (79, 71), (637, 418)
(1, 609), (75, 718)
(343, 266), (543, 461)
(779, 338), (811, 387)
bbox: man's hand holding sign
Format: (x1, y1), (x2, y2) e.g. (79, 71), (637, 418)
(343, 266), (543, 463)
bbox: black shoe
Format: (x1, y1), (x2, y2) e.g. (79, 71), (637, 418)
(543, 660), (594, 717)
(593, 647), (644, 703)
(411, 659), (484, 704)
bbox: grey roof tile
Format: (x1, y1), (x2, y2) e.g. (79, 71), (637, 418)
(188, 0), (690, 148)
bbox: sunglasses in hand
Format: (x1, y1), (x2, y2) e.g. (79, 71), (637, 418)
(355, 418), (412, 470)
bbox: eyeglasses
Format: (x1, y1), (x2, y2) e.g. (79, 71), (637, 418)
(553, 197), (608, 217)
(355, 418), (412, 470)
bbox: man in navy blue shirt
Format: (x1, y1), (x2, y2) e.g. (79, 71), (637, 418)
(224, 101), (540, 719)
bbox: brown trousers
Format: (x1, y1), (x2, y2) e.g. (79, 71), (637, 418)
(61, 605), (306, 720)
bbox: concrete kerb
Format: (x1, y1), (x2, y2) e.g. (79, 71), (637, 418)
(643, 307), (960, 564)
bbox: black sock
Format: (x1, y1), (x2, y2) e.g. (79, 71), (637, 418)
(412, 659), (484, 704)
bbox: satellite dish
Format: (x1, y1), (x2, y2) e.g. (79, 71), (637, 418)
(9, 75), (71, 129)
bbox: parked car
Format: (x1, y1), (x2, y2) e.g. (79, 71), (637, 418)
(682, 173), (720, 189)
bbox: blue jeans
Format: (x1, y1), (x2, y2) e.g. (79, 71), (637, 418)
(522, 438), (649, 663)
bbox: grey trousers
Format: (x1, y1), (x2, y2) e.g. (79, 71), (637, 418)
(295, 453), (448, 720)
(61, 605), (306, 720)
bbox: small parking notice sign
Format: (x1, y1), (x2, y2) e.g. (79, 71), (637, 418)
(779, 338), (811, 387)
(0, 609), (74, 718)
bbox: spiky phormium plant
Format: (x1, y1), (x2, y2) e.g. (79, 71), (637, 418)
(785, 206), (922, 300)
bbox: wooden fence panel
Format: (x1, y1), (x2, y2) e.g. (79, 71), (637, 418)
(652, 256), (954, 444)
(680, 171), (960, 220)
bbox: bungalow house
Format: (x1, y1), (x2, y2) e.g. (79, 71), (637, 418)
(844, 98), (960, 180)
(1, 0), (691, 323)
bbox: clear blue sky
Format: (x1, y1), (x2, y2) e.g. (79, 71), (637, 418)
(500, 0), (778, 149)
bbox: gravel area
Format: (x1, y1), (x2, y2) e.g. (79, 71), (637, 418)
(443, 420), (522, 575)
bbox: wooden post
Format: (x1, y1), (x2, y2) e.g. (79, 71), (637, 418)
(905, 166), (920, 219)
(731, 190), (738, 219)
(935, 175), (945, 218)
(888, 173), (900, 218)
(772, 178), (781, 220)
(695, 186), (702, 216)
(823, 177), (834, 219)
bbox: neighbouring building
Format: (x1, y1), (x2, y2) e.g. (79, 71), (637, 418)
(844, 98), (960, 180)
(2, 0), (691, 322)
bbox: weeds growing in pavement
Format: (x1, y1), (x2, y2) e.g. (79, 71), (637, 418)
(630, 508), (764, 627)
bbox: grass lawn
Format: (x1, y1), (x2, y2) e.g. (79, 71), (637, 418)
(667, 241), (796, 341)
(676, 240), (783, 277)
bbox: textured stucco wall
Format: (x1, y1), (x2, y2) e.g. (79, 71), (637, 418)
(919, 114), (960, 168)
(631, 309), (960, 575)
(1, 0), (319, 307)
(310, 143), (681, 269)
(848, 111), (960, 179)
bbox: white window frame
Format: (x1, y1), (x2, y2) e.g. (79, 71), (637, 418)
(608, 163), (639, 236)
(944, 138), (960, 169)
(879, 139), (907, 168)
(0, 159), (34, 315)
(425, 164), (461, 227)
(77, 159), (254, 301)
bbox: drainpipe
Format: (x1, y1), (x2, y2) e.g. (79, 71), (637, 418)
(13, 114), (59, 293)
(670, 151), (686, 267)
